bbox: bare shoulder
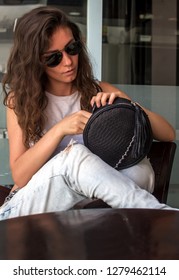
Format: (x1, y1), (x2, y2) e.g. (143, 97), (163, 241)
(5, 91), (15, 108)
(7, 105), (17, 124)
(6, 92), (19, 129)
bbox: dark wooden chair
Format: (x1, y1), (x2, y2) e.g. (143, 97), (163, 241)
(148, 141), (176, 203)
(0, 141), (177, 208)
(74, 141), (177, 209)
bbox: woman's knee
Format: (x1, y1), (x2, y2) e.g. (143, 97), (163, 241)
(120, 157), (155, 192)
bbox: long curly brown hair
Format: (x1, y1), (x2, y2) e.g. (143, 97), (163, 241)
(3, 6), (101, 148)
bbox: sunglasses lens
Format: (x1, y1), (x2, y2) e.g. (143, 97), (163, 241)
(45, 52), (62, 67)
(44, 41), (82, 68)
(66, 41), (82, 55)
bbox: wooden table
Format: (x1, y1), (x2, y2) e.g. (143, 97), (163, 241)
(0, 208), (179, 259)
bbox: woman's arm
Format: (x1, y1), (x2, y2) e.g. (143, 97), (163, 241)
(93, 81), (176, 142)
(7, 107), (91, 187)
(138, 105), (175, 142)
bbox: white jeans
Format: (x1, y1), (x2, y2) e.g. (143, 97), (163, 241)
(0, 142), (174, 220)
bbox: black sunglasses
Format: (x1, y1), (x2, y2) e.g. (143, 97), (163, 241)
(43, 40), (82, 68)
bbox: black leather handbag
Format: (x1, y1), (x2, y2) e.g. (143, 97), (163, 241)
(83, 97), (153, 170)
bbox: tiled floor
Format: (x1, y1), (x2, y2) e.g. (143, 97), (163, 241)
(167, 184), (179, 208)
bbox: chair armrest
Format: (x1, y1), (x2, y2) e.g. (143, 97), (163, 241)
(148, 141), (176, 203)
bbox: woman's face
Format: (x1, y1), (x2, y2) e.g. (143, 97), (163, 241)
(44, 26), (79, 91)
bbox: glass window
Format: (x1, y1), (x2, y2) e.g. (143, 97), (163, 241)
(101, 1), (179, 192)
(102, 0), (179, 86)
(0, 0), (87, 80)
(47, 0), (87, 40)
(0, 1), (47, 77)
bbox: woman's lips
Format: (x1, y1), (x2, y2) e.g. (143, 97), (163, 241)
(63, 68), (75, 75)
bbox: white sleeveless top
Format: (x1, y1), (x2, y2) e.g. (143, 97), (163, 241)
(44, 91), (84, 156)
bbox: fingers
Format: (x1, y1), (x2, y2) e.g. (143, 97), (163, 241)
(90, 92), (119, 108)
(108, 92), (117, 105)
(61, 110), (91, 136)
(73, 111), (91, 134)
(77, 110), (91, 129)
(80, 110), (92, 119)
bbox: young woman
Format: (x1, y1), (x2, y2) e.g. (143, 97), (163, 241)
(0, 6), (176, 220)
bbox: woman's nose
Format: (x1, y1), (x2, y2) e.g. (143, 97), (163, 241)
(62, 51), (73, 66)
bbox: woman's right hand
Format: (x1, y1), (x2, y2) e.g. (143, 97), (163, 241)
(59, 110), (91, 136)
(7, 108), (91, 187)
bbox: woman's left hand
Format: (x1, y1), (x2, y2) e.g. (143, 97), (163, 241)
(90, 81), (175, 142)
(90, 91), (131, 108)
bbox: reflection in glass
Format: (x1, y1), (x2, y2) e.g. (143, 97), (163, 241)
(102, 0), (178, 86)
